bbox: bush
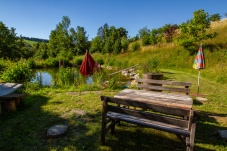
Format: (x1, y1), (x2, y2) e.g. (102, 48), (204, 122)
(1, 62), (34, 83)
(74, 58), (83, 66)
(96, 58), (104, 66)
(56, 67), (77, 86)
(131, 42), (140, 52)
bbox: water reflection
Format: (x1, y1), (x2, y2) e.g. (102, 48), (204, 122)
(34, 72), (52, 86)
(32, 68), (131, 87)
(32, 68), (58, 86)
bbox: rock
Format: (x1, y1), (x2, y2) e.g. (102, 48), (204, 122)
(47, 124), (68, 138)
(218, 130), (227, 140)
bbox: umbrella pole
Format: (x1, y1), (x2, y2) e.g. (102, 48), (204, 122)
(197, 69), (200, 95)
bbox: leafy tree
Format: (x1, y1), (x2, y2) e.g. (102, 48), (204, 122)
(137, 27), (151, 46)
(70, 26), (89, 55)
(92, 24), (128, 54)
(162, 24), (178, 43)
(49, 16), (72, 59)
(49, 16), (89, 59)
(177, 9), (217, 53)
(0, 22), (24, 59)
(33, 42), (48, 59)
(90, 36), (103, 53)
(149, 28), (163, 45)
(210, 13), (221, 22)
(138, 26), (150, 38)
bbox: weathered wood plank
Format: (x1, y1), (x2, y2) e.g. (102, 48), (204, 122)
(136, 79), (192, 86)
(102, 96), (191, 116)
(107, 106), (189, 128)
(137, 84), (190, 93)
(107, 112), (190, 136)
(114, 89), (193, 109)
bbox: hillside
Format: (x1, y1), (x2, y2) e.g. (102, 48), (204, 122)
(91, 19), (227, 84)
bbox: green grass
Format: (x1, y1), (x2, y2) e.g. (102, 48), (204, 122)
(23, 39), (38, 45)
(0, 69), (227, 151)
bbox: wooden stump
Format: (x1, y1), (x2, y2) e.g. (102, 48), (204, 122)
(142, 73), (163, 91)
(0, 94), (25, 113)
(3, 100), (16, 111)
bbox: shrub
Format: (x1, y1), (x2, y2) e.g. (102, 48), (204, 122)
(1, 62), (34, 83)
(74, 58), (83, 66)
(56, 67), (77, 86)
(131, 42), (140, 52)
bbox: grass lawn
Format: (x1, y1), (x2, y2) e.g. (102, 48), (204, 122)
(0, 69), (227, 151)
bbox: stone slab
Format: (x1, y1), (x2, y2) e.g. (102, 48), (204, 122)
(218, 130), (227, 140)
(47, 124), (68, 138)
(196, 97), (208, 101)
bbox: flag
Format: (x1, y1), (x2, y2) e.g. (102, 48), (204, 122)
(79, 50), (99, 76)
(193, 44), (205, 69)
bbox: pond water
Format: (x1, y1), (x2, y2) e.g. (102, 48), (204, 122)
(32, 68), (131, 86)
(32, 68), (58, 86)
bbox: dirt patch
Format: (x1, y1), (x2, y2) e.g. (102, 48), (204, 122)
(66, 91), (102, 96)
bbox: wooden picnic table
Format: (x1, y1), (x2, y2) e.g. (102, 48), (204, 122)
(114, 88), (193, 109)
(101, 89), (197, 150)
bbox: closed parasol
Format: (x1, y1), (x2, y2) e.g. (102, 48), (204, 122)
(80, 50), (99, 76)
(193, 44), (205, 94)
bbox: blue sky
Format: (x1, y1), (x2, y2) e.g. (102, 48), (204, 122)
(1, 0), (227, 40)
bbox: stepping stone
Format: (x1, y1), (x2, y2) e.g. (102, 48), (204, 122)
(218, 130), (227, 140)
(196, 97), (208, 101)
(47, 124), (68, 138)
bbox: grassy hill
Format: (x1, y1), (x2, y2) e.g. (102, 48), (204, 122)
(91, 19), (227, 84)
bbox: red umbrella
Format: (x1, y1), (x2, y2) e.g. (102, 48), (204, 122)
(193, 44), (205, 94)
(80, 50), (99, 76)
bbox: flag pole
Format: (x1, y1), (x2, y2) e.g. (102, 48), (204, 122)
(197, 69), (200, 95)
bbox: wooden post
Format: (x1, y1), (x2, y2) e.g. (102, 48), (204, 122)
(142, 73), (163, 91)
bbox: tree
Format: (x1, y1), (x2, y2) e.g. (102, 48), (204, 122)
(92, 24), (128, 54)
(71, 26), (89, 55)
(149, 28), (163, 45)
(178, 9), (217, 53)
(49, 16), (72, 59)
(162, 24), (178, 43)
(138, 26), (150, 38)
(210, 13), (221, 22)
(49, 16), (89, 59)
(0, 21), (26, 59)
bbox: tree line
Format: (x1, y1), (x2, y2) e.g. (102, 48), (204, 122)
(0, 10), (222, 61)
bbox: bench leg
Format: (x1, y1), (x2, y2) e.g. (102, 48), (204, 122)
(111, 119), (116, 134)
(186, 123), (196, 151)
(101, 119), (106, 145)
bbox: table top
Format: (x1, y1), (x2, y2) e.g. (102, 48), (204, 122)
(0, 83), (23, 96)
(114, 89), (193, 109)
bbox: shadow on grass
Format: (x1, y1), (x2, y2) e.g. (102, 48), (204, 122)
(0, 93), (102, 151)
(1, 93), (226, 151)
(195, 112), (227, 151)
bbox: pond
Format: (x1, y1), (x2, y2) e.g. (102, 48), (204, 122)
(32, 68), (58, 86)
(32, 68), (131, 86)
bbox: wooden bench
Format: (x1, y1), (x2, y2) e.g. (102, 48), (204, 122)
(136, 79), (192, 95)
(101, 95), (197, 151)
